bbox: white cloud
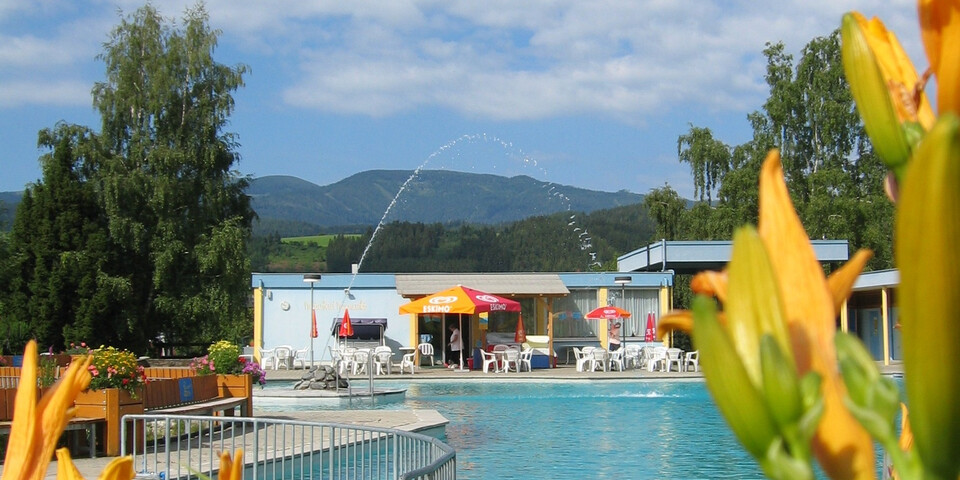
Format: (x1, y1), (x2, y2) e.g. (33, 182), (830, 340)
(0, 0), (924, 122)
(0, 80), (90, 108)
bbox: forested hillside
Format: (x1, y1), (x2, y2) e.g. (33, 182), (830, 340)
(250, 203), (657, 273)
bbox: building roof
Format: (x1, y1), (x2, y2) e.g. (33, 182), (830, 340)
(394, 273), (569, 297)
(617, 239), (849, 274)
(852, 269), (899, 290)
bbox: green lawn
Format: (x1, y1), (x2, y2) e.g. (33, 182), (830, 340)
(281, 234), (360, 247)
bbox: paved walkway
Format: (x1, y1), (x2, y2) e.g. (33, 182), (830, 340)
(12, 361), (902, 478)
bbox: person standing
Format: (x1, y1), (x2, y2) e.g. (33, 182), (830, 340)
(447, 323), (463, 368)
(608, 322), (622, 351)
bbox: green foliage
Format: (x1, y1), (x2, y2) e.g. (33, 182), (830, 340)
(642, 185), (687, 241)
(666, 30), (893, 272)
(38, 353), (58, 388)
(250, 202), (655, 274)
(0, 4), (254, 355)
(193, 340), (243, 375)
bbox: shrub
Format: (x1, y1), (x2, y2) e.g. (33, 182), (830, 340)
(87, 346), (146, 396)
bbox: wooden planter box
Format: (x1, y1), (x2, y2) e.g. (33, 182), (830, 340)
(217, 374), (253, 416)
(73, 388), (144, 457)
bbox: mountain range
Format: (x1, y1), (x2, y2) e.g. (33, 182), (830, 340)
(0, 170), (645, 236)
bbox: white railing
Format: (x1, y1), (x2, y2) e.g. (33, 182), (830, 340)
(122, 414), (456, 479)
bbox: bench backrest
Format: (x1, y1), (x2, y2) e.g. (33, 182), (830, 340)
(143, 375), (219, 410)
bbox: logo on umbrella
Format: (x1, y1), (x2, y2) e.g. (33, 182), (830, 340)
(428, 296), (458, 305)
(475, 294), (502, 303)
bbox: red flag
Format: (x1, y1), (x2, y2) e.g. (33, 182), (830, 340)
(339, 309), (354, 337)
(514, 314), (527, 343)
(311, 309), (318, 338)
(644, 313), (656, 342)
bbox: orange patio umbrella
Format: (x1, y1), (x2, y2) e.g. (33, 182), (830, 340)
(400, 285), (521, 370)
(399, 285), (521, 315)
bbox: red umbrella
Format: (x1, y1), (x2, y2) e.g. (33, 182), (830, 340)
(514, 314), (527, 343)
(311, 309), (318, 338)
(339, 308), (355, 337)
(584, 305), (632, 320)
(644, 313), (656, 342)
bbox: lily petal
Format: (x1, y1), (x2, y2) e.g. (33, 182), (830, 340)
(827, 249), (874, 315)
(896, 113), (960, 478)
(2, 341), (41, 480)
(219, 449), (244, 480)
(55, 448), (84, 480)
(691, 270), (728, 302)
(758, 151), (875, 480)
(919, 0), (960, 115)
(658, 311), (693, 336)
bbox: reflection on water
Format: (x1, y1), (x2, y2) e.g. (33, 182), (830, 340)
(259, 380), (766, 479)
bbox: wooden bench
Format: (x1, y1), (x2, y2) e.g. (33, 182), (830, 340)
(143, 375), (249, 417)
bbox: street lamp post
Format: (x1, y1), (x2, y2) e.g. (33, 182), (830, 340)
(303, 274), (322, 369)
(614, 276), (631, 351)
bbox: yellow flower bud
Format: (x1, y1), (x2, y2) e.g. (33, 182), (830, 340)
(896, 113), (960, 479)
(841, 13), (913, 176)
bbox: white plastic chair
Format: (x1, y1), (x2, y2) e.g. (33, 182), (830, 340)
(340, 346), (357, 375)
(292, 346), (310, 369)
(623, 345), (642, 369)
(352, 349), (370, 375)
(607, 348), (625, 372)
(575, 346), (595, 372)
(492, 344), (511, 372)
(273, 345), (293, 370)
(684, 350), (700, 372)
(374, 346), (393, 375)
(479, 350), (499, 373)
(257, 347), (277, 370)
(664, 348), (683, 372)
(519, 348), (533, 372)
(417, 342), (436, 366)
(647, 347), (667, 372)
(502, 348), (520, 373)
(589, 348), (608, 372)
(399, 352), (416, 374)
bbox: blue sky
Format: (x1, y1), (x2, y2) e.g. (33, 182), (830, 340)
(0, 1), (921, 198)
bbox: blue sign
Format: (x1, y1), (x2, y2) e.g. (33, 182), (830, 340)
(178, 378), (194, 403)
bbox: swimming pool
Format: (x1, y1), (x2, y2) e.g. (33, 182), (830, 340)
(257, 379), (764, 479)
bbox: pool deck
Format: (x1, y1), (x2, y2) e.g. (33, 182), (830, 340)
(21, 361), (902, 478)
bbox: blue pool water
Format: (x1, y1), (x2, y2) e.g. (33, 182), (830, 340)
(258, 379), (765, 479)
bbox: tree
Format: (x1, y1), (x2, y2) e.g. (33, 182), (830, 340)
(674, 30), (893, 271)
(88, 4), (254, 350)
(0, 4), (255, 354)
(642, 185), (686, 241)
(677, 126), (732, 203)
(0, 124), (133, 350)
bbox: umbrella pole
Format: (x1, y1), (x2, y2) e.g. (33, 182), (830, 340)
(455, 314), (469, 373)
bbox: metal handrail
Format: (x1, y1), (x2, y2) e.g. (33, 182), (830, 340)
(122, 414), (456, 479)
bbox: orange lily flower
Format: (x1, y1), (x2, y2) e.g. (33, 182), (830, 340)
(662, 150), (875, 479)
(0, 341), (134, 480)
(218, 449), (244, 480)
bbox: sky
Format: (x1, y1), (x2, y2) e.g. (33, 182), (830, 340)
(0, 1), (923, 199)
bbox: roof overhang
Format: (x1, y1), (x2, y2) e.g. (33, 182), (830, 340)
(617, 240), (849, 274)
(395, 273), (569, 298)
